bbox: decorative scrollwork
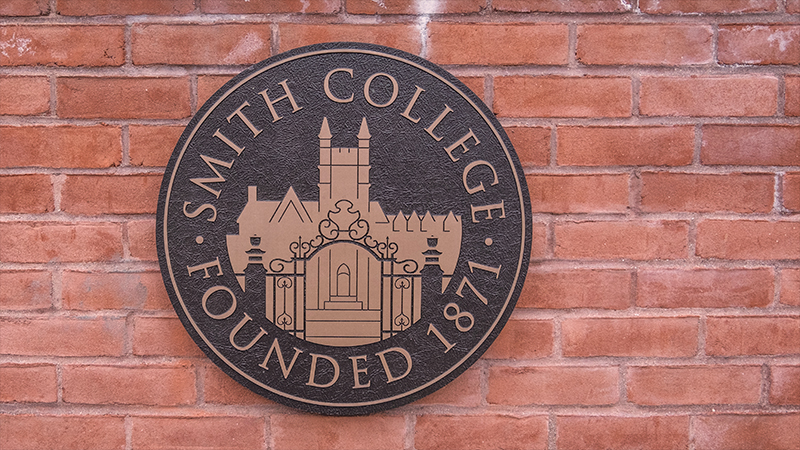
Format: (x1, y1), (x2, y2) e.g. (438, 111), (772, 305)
(394, 313), (410, 329)
(395, 258), (419, 274)
(269, 257), (293, 273)
(276, 312), (293, 328)
(277, 276), (293, 289)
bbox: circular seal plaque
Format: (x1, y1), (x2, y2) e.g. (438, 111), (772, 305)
(157, 42), (531, 415)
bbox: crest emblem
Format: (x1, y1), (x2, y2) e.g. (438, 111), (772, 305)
(157, 42), (531, 415)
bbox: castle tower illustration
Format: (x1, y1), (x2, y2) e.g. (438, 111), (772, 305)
(227, 118), (462, 346)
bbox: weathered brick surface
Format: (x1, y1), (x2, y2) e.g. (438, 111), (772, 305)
(640, 76), (778, 116)
(0, 415), (126, 450)
(577, 24), (713, 65)
(520, 268), (631, 309)
(0, 76), (49, 115)
(719, 25), (800, 65)
(0, 364), (57, 403)
(132, 24), (272, 66)
(637, 268), (773, 308)
(697, 220), (800, 260)
(416, 415), (548, 450)
(556, 416), (690, 450)
(557, 126), (694, 166)
(487, 366), (619, 405)
(58, 0), (195, 15)
(0, 125), (121, 168)
(562, 317), (698, 357)
(0, 26), (124, 66)
(702, 125), (800, 165)
(428, 23), (568, 65)
(272, 415), (406, 450)
(62, 364), (196, 406)
(694, 415), (800, 450)
(640, 172), (774, 213)
(555, 221), (689, 260)
(640, 0), (778, 14)
(0, 174), (53, 213)
(495, 76), (631, 118)
(132, 416), (265, 450)
(2, 5), (799, 450)
(705, 316), (800, 356)
(62, 271), (170, 310)
(627, 365), (762, 405)
(61, 175), (162, 215)
(57, 77), (191, 119)
(0, 270), (51, 310)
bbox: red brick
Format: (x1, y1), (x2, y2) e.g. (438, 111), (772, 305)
(416, 415), (548, 450)
(787, 76), (800, 116)
(279, 24), (421, 55)
(132, 416), (264, 450)
(785, 173), (800, 211)
(63, 271), (171, 311)
(133, 316), (204, 357)
(637, 268), (774, 308)
(641, 172), (774, 213)
(562, 317), (698, 357)
(532, 221), (547, 258)
(0, 76), (49, 115)
(554, 221), (689, 260)
(133, 24), (271, 66)
(506, 127), (549, 167)
(128, 219), (157, 261)
(487, 366), (618, 405)
(0, 0), (49, 16)
(197, 74), (233, 106)
(348, 0), (484, 14)
(201, 0), (337, 14)
(790, 0), (800, 13)
(63, 364), (196, 406)
(62, 175), (161, 215)
(641, 76), (778, 116)
(458, 76), (485, 101)
(782, 269), (800, 306)
(0, 222), (123, 263)
(0, 270), (51, 310)
(695, 414), (800, 450)
(272, 415), (406, 450)
(0, 364), (57, 403)
(578, 25), (712, 65)
(520, 268), (631, 309)
(557, 416), (690, 450)
(0, 26), (123, 66)
(528, 174), (629, 213)
(640, 0), (778, 13)
(484, 319), (553, 359)
(628, 365), (761, 405)
(494, 0), (630, 12)
(706, 316), (800, 356)
(702, 125), (800, 165)
(57, 77), (190, 119)
(0, 317), (125, 356)
(495, 76), (631, 118)
(771, 366), (800, 405)
(130, 125), (183, 166)
(0, 125), (121, 168)
(0, 415), (125, 450)
(0, 174), (53, 213)
(203, 364), (273, 405)
(697, 220), (800, 260)
(58, 0), (195, 15)
(428, 23), (568, 66)
(557, 126), (694, 166)
(720, 25), (800, 65)
(413, 368), (481, 407)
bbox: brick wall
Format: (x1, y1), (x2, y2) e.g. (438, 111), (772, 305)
(1, 1), (799, 449)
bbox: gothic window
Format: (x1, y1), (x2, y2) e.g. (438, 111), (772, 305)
(336, 263), (351, 296)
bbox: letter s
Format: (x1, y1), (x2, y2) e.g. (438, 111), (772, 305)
(183, 201), (217, 222)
